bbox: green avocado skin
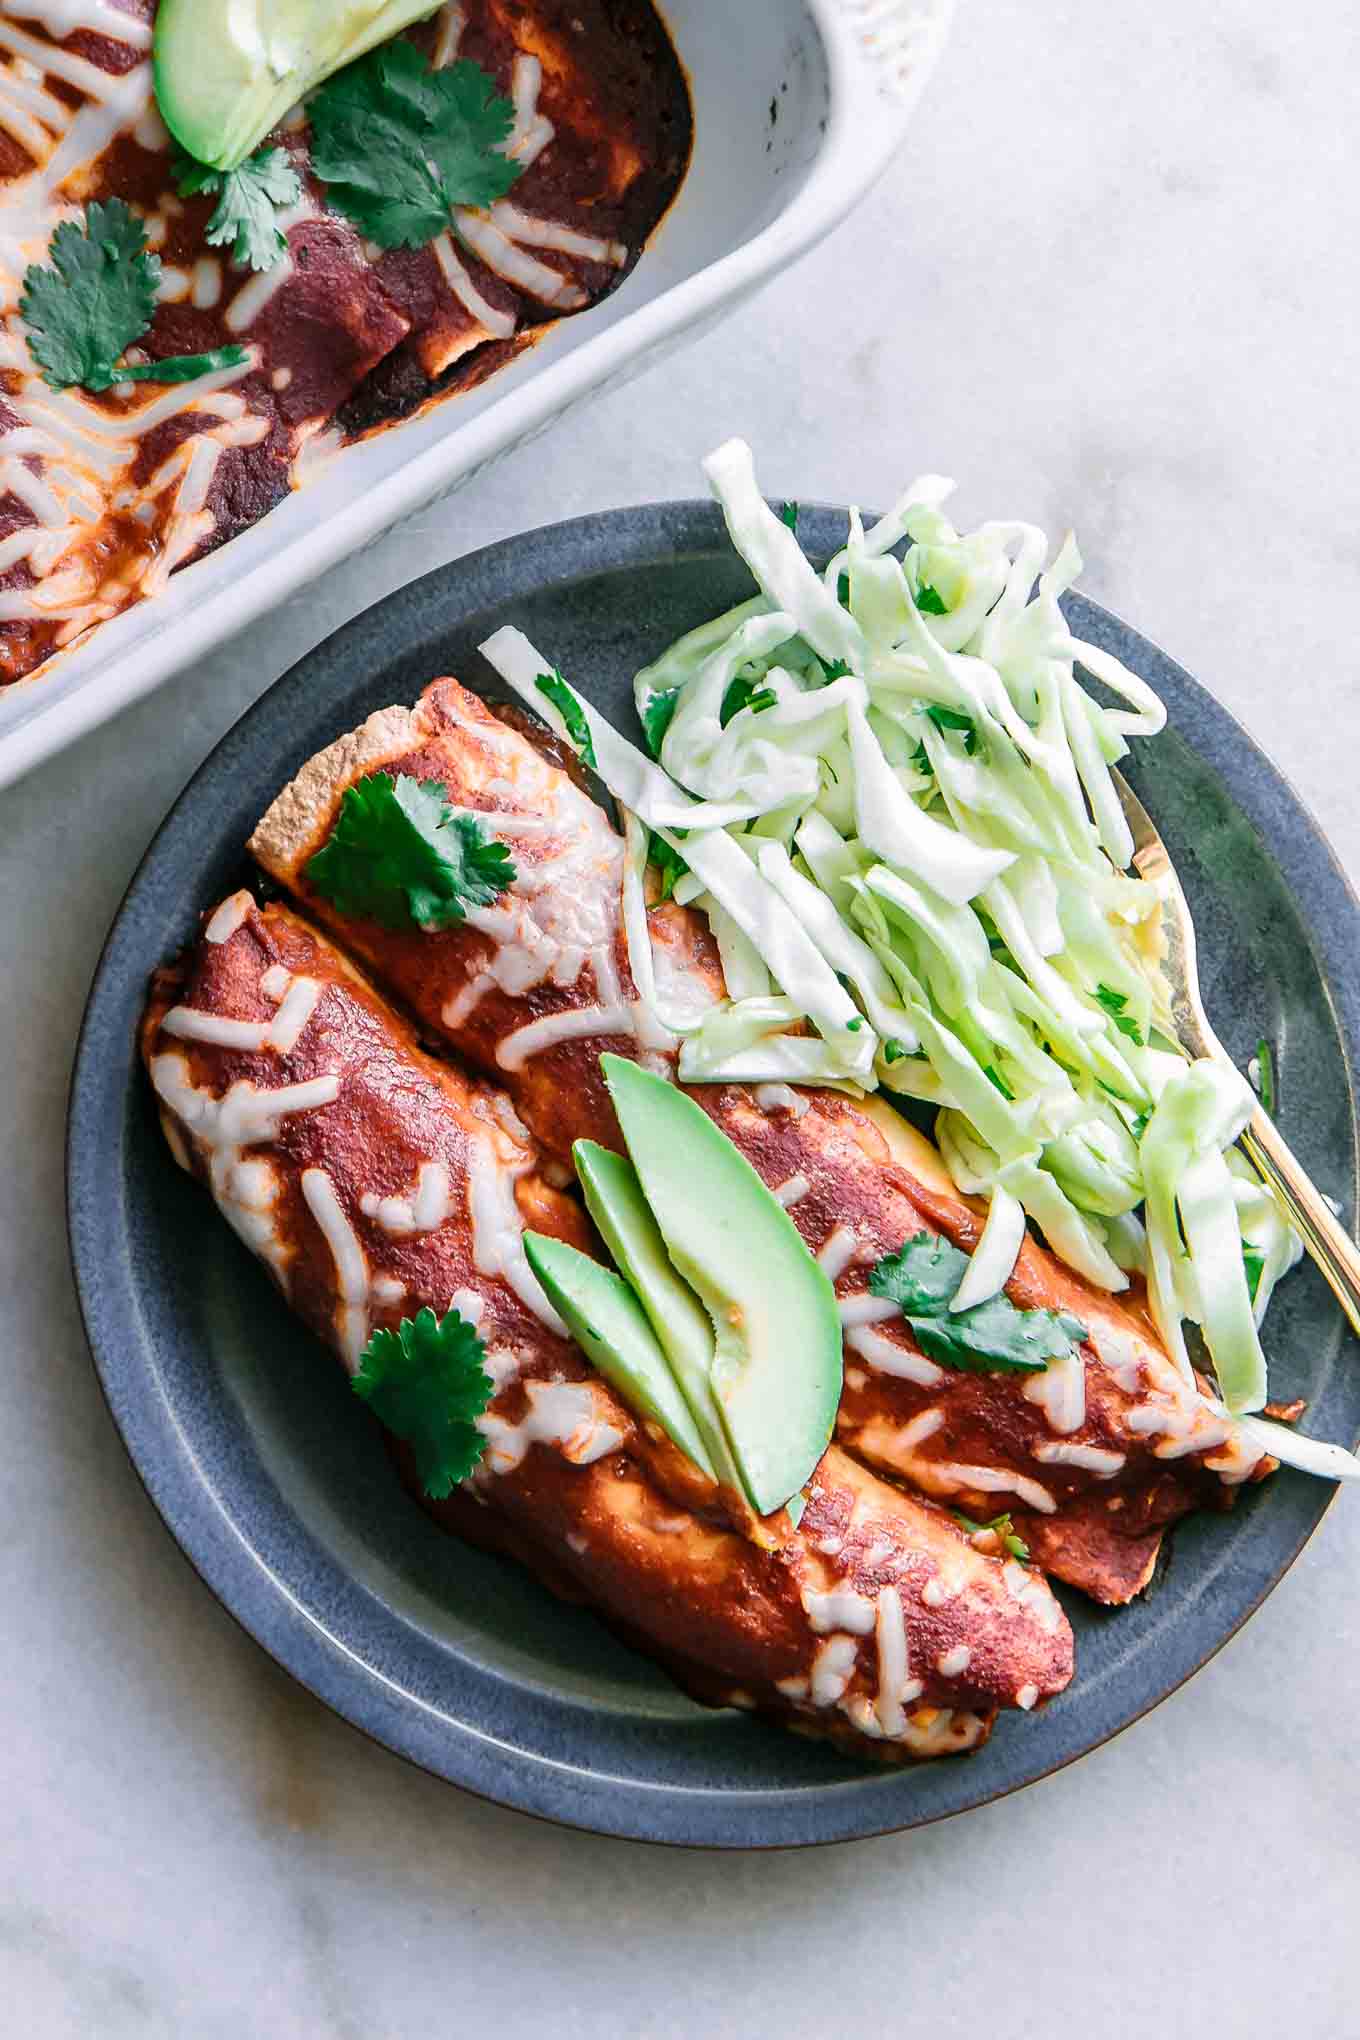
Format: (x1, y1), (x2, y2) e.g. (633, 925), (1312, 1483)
(572, 1141), (750, 1502)
(522, 1232), (715, 1479)
(599, 1057), (842, 1516)
(153, 0), (442, 171)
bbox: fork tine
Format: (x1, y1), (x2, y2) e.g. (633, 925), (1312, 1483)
(1111, 769), (1221, 1062)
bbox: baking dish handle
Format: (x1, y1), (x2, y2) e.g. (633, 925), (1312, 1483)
(817, 0), (957, 186)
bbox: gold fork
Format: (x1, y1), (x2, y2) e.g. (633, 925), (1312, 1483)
(1115, 770), (1360, 1336)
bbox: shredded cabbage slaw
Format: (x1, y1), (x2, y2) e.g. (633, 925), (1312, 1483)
(479, 439), (1358, 1486)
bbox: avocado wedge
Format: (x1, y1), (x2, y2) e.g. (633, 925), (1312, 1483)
(572, 1140), (748, 1502)
(522, 1233), (715, 1479)
(154, 0), (442, 171)
(600, 1057), (842, 1516)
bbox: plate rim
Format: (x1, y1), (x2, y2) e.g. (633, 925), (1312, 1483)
(66, 497), (1360, 1848)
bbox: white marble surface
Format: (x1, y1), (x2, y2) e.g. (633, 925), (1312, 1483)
(3, 1), (1358, 2031)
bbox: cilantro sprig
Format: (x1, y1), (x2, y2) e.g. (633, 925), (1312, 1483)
(353, 1305), (493, 1498)
(640, 687), (679, 758)
(535, 669), (597, 768)
(720, 675), (777, 726)
(914, 580), (948, 615)
(19, 200), (250, 394)
(951, 1509), (1031, 1562)
(306, 771), (517, 931)
(173, 145), (302, 273)
(309, 42), (523, 251)
(1243, 1245), (1266, 1302)
(647, 830), (689, 901)
(868, 1231), (1088, 1375)
(1095, 982), (1145, 1045)
(924, 702), (978, 754)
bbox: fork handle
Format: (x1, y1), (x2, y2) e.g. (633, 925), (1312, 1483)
(1240, 1111), (1360, 1339)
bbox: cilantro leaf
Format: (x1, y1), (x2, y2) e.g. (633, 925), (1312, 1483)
(647, 830), (689, 901)
(868, 1231), (1088, 1375)
(20, 199), (156, 390)
(779, 500), (799, 532)
(909, 740), (932, 777)
(19, 198), (248, 392)
(1095, 982), (1145, 1045)
(306, 771), (516, 931)
(536, 669), (596, 768)
(914, 580), (948, 615)
(173, 145), (302, 273)
(720, 676), (777, 726)
(951, 1509), (1031, 1562)
(817, 657), (852, 684)
(837, 571), (852, 609)
(1130, 1109), (1151, 1141)
(640, 686), (679, 758)
(924, 702), (978, 754)
(309, 43), (522, 251)
(353, 1305), (493, 1498)
(1243, 1246), (1266, 1301)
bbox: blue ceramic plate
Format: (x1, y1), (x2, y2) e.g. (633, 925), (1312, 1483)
(67, 503), (1360, 1847)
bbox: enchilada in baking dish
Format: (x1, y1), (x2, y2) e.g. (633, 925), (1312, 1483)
(0, 0), (689, 686)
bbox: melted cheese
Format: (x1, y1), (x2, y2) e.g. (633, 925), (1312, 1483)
(464, 1131), (566, 1334)
(161, 973), (320, 1056)
(9, 3), (151, 47)
(809, 1633), (857, 1707)
(360, 1161), (452, 1238)
(204, 893), (250, 945)
(932, 1461), (1058, 1516)
(874, 1587), (920, 1735)
(753, 1083), (809, 1119)
(301, 1166), (370, 1367)
(815, 1225), (862, 1282)
(844, 1323), (944, 1388)
(432, 229), (516, 340)
(804, 1588), (876, 1636)
(1022, 1347), (1086, 1434)
(149, 1051), (341, 1284)
(496, 1002), (634, 1071)
(1033, 1440), (1126, 1477)
(837, 1293), (897, 1328)
(478, 1379), (625, 1475)
(433, 3), (467, 67)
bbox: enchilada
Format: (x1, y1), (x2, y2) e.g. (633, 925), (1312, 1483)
(141, 890), (1075, 1759)
(0, 0), (689, 685)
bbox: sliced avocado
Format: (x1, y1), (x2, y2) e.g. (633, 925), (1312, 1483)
(600, 1057), (843, 1516)
(522, 1233), (714, 1479)
(573, 1140), (748, 1502)
(154, 0), (442, 172)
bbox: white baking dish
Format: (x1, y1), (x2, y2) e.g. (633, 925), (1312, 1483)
(0, 0), (952, 791)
